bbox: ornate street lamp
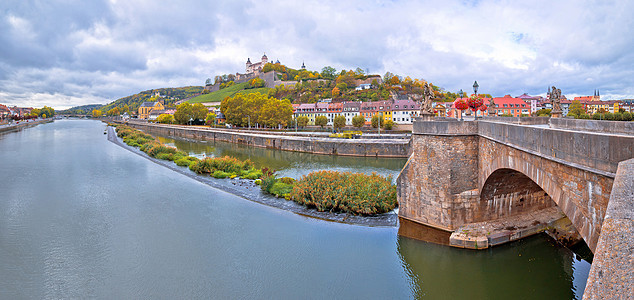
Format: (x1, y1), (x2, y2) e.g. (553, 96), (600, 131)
(473, 81), (479, 95)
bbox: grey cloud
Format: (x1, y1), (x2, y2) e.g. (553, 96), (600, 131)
(2, 0), (634, 109)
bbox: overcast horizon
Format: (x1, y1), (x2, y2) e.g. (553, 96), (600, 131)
(1, 0), (633, 110)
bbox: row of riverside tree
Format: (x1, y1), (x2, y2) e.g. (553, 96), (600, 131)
(220, 92), (293, 128)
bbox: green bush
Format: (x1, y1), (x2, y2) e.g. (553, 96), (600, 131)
(212, 170), (229, 178)
(269, 182), (293, 197)
(189, 156), (254, 175)
(578, 113), (591, 119)
(592, 113), (603, 120)
(614, 112), (623, 121)
(242, 169), (263, 180)
(622, 112), (632, 121)
(604, 112), (614, 120)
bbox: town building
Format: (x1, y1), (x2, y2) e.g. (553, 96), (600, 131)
(138, 101), (164, 119)
(342, 101), (361, 125)
(491, 95), (529, 117)
(392, 98), (420, 124)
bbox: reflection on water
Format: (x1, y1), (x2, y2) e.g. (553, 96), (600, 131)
(397, 234), (591, 299)
(156, 135), (407, 180)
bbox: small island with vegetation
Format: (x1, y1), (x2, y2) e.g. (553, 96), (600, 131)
(113, 124), (398, 218)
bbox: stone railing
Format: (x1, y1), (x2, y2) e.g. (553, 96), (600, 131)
(550, 118), (634, 136)
(583, 158), (634, 299)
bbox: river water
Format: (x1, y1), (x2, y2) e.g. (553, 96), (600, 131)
(0, 119), (590, 299)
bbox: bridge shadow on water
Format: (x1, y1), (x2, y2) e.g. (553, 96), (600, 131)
(397, 217), (592, 299)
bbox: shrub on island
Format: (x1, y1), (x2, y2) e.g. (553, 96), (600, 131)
(290, 170), (397, 215)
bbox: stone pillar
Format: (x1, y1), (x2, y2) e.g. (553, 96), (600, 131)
(551, 110), (563, 118)
(397, 120), (479, 231)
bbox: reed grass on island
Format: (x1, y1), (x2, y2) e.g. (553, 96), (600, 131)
(290, 171), (397, 215)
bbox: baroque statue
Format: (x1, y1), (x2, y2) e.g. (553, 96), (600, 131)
(421, 83), (434, 115)
(551, 86), (562, 112)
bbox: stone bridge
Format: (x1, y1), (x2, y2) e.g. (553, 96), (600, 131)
(397, 117), (634, 298)
(397, 117), (632, 251)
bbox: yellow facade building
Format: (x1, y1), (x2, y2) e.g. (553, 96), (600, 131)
(138, 101), (164, 119)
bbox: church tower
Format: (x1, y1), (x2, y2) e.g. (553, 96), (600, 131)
(246, 58), (252, 73)
(261, 53), (268, 64)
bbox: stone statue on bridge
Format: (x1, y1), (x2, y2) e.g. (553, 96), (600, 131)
(420, 83), (435, 119)
(550, 86), (563, 118)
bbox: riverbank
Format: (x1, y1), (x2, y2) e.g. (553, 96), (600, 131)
(106, 125), (398, 227)
(0, 118), (53, 134)
(113, 120), (411, 158)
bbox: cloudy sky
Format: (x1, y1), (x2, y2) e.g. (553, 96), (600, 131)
(1, 0), (633, 109)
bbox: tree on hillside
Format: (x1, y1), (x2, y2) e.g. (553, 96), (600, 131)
(331, 87), (340, 97)
(333, 115), (346, 130)
(92, 109), (103, 118)
(248, 78), (265, 88)
(352, 115), (365, 128)
(321, 66), (336, 79)
(315, 116), (328, 128)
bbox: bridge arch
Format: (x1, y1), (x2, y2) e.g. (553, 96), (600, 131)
(479, 168), (556, 220)
(478, 137), (612, 250)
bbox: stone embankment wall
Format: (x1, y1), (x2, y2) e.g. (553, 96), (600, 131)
(116, 121), (411, 158)
(0, 119), (53, 134)
(583, 158), (634, 299)
(550, 118), (634, 136)
(398, 118), (632, 251)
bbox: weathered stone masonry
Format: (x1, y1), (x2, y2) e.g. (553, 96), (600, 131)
(398, 119), (632, 252)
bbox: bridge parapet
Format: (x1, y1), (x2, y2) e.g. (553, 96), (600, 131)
(550, 118), (634, 136)
(478, 120), (633, 176)
(583, 158), (634, 299)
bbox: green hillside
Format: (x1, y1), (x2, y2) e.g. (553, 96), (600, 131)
(102, 86), (203, 112)
(188, 82), (270, 104)
(62, 86), (204, 115)
(58, 104), (103, 115)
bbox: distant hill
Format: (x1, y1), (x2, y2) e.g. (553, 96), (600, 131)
(188, 82), (269, 104)
(61, 86), (204, 115)
(58, 104), (103, 115)
(102, 86), (203, 112)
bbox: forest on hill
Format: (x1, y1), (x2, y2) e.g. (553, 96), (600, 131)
(61, 86), (203, 115)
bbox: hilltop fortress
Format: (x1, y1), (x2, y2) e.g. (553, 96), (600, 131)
(204, 53), (300, 93)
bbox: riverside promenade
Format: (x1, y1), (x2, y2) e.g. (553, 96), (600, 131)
(0, 118), (53, 134)
(113, 119), (412, 158)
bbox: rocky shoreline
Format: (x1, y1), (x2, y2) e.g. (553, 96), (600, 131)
(106, 125), (398, 227)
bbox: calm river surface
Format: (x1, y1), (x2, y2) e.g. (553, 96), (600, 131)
(0, 119), (590, 299)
